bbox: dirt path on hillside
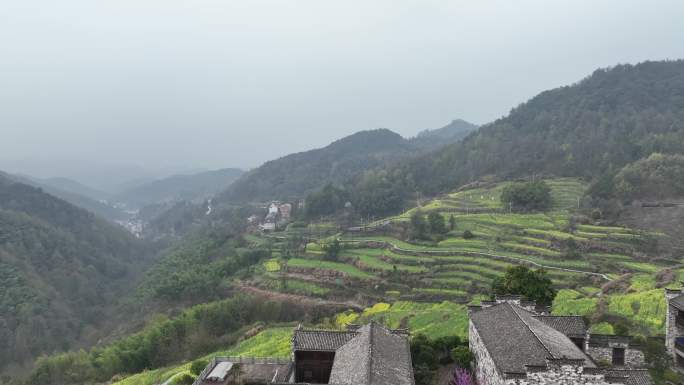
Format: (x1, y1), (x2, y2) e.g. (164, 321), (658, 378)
(235, 283), (365, 311)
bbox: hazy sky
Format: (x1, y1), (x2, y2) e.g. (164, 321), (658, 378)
(2, 0), (684, 178)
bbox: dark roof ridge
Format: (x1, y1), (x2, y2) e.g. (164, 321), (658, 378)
(534, 314), (583, 318)
(297, 328), (358, 333)
(509, 304), (554, 359)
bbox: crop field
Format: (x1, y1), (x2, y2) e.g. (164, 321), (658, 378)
(335, 301), (469, 339)
(114, 327), (293, 385)
(285, 258), (374, 279)
(115, 300), (470, 385)
(237, 178), (675, 336)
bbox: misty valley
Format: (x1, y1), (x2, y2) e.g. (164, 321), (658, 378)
(2, 3), (684, 385)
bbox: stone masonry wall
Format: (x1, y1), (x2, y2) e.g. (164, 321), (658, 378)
(665, 289), (684, 358)
(585, 346), (645, 368)
(469, 321), (506, 385)
(508, 364), (615, 385)
(666, 303), (684, 357)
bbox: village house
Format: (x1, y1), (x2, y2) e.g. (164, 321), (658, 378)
(278, 203), (292, 220)
(665, 284), (684, 370)
(257, 202), (293, 231)
(193, 322), (415, 385)
(468, 296), (652, 385)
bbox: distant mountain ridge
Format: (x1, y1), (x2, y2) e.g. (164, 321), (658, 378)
(115, 168), (244, 208)
(413, 119), (477, 146)
(218, 125), (473, 203)
(368, 60), (684, 199)
(7, 173), (128, 221)
(27, 176), (109, 201)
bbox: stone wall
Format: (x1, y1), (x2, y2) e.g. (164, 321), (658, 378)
(585, 345), (645, 368)
(666, 303), (684, 358)
(508, 363), (615, 385)
(665, 288), (684, 358)
(469, 321), (506, 385)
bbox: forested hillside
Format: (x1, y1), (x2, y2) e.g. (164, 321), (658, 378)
(115, 168), (244, 208)
(421, 61), (684, 192)
(0, 175), (153, 374)
(324, 61), (684, 217)
(410, 119), (477, 150)
(0, 172), (128, 222)
(218, 126), (472, 204)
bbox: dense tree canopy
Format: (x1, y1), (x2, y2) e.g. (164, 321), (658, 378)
(339, 61), (684, 217)
(0, 178), (153, 372)
(500, 181), (552, 212)
(491, 266), (556, 305)
(613, 153), (684, 201)
(26, 296), (311, 385)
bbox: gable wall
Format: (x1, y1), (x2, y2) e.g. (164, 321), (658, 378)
(585, 345), (644, 368)
(469, 320), (507, 385)
(666, 303), (684, 357)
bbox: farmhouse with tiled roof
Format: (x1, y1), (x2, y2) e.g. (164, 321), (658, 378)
(469, 297), (652, 385)
(193, 322), (414, 385)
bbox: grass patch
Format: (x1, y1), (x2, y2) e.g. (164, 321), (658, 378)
(286, 258), (373, 279)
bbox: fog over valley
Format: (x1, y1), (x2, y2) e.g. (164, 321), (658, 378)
(2, 0), (684, 185)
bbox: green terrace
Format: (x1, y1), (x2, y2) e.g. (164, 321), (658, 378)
(114, 301), (469, 385)
(244, 179), (673, 304)
(234, 178), (676, 337)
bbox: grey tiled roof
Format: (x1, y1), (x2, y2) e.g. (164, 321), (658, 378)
(588, 334), (638, 348)
(470, 303), (594, 376)
(606, 369), (654, 385)
(534, 315), (587, 337)
(670, 294), (684, 311)
(328, 323), (415, 385)
(292, 329), (358, 352)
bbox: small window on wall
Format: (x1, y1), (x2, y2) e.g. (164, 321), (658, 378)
(612, 347), (625, 366)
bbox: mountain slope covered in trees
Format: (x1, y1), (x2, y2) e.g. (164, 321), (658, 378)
(335, 61), (684, 216)
(410, 119), (477, 150)
(218, 126), (473, 204)
(0, 174), (153, 374)
(115, 168), (244, 208)
(4, 173), (128, 221)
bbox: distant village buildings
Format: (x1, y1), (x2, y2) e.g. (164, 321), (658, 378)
(254, 202), (293, 231)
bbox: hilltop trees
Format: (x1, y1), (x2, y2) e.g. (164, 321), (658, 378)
(409, 210), (429, 240)
(500, 181), (551, 212)
(305, 184), (349, 218)
(613, 153), (684, 201)
(427, 211), (447, 234)
(332, 61), (684, 218)
(491, 266), (556, 305)
(323, 238), (341, 261)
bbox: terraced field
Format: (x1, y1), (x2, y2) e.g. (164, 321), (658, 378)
(114, 179), (681, 385)
(113, 327), (293, 385)
(114, 301), (465, 385)
(239, 178), (676, 335)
